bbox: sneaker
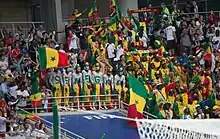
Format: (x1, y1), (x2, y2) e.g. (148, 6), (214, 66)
(104, 106), (108, 110)
(82, 107), (86, 110)
(90, 107), (94, 110)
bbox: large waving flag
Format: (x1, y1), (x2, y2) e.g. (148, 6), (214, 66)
(107, 17), (117, 31)
(38, 47), (69, 69)
(30, 72), (42, 108)
(203, 42), (212, 61)
(88, 0), (98, 22)
(130, 14), (141, 32)
(127, 75), (148, 127)
(17, 110), (40, 121)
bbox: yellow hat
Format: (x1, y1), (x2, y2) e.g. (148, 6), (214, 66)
(213, 106), (219, 110)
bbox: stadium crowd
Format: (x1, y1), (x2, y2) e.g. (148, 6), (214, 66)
(0, 0), (220, 138)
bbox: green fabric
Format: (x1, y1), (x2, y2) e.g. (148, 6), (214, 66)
(203, 42), (210, 52)
(130, 14), (140, 32)
(31, 72), (40, 94)
(168, 62), (175, 72)
(192, 75), (200, 84)
(164, 75), (169, 86)
(128, 75), (149, 98)
(38, 48), (47, 69)
(208, 93), (216, 107)
(173, 101), (179, 116)
(115, 4), (121, 21)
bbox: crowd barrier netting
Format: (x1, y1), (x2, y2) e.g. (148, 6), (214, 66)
(136, 119), (220, 139)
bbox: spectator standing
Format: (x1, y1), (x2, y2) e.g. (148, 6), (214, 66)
(105, 38), (116, 64)
(192, 1), (199, 19)
(67, 30), (79, 53)
(181, 28), (192, 55)
(165, 22), (177, 55)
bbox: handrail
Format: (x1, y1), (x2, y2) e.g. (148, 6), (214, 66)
(152, 0), (210, 8)
(120, 101), (158, 119)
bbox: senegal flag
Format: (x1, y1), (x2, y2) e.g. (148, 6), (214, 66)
(30, 72), (42, 108)
(17, 110), (40, 121)
(127, 75), (148, 127)
(38, 47), (69, 69)
(108, 17), (117, 31)
(88, 0), (98, 22)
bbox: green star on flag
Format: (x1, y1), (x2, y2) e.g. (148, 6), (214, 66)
(51, 56), (56, 61)
(135, 100), (139, 104)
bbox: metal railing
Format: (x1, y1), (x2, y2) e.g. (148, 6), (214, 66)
(0, 21), (44, 36)
(17, 108), (85, 139)
(120, 101), (158, 119)
(22, 94), (121, 113)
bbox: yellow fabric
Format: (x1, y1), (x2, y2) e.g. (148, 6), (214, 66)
(64, 85), (70, 105)
(142, 62), (148, 72)
(108, 23), (117, 31)
(30, 93), (42, 101)
(177, 101), (184, 115)
(161, 88), (167, 100)
(167, 96), (175, 104)
(152, 60), (160, 69)
(216, 100), (220, 106)
(74, 84), (80, 96)
(129, 89), (146, 113)
(45, 48), (59, 69)
(181, 93), (188, 107)
(95, 84), (101, 100)
(140, 22), (147, 32)
(105, 84), (111, 101)
(54, 83), (62, 104)
(188, 100), (198, 116)
(116, 85), (122, 99)
(160, 68), (169, 78)
(84, 84), (91, 101)
(155, 90), (165, 104)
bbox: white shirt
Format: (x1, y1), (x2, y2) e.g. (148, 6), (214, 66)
(138, 32), (149, 48)
(105, 43), (115, 59)
(165, 26), (176, 41)
(211, 54), (216, 72)
(0, 116), (6, 132)
(194, 5), (199, 18)
(115, 45), (124, 61)
(9, 85), (18, 98)
(212, 36), (220, 50)
(69, 34), (78, 50)
(17, 90), (29, 97)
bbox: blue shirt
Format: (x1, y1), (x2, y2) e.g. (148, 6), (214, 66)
(0, 82), (9, 95)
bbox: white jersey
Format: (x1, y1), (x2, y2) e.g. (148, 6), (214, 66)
(82, 70), (92, 84)
(92, 71), (103, 84)
(103, 74), (114, 89)
(72, 72), (82, 84)
(165, 25), (176, 41)
(63, 73), (71, 86)
(114, 75), (126, 87)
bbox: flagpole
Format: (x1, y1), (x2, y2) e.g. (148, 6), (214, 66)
(53, 101), (59, 139)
